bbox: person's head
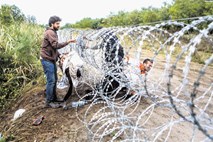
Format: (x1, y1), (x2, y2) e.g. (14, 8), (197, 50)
(143, 58), (153, 72)
(48, 16), (62, 31)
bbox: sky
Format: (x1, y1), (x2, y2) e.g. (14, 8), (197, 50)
(0, 0), (173, 26)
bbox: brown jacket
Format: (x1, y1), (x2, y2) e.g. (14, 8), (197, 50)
(40, 27), (68, 63)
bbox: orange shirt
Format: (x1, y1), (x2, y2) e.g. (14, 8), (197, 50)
(139, 63), (146, 74)
(125, 56), (146, 74)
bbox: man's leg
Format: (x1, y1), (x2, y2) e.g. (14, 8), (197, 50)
(53, 63), (58, 101)
(63, 68), (73, 101)
(41, 60), (57, 104)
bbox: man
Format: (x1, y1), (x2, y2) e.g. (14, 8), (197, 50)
(125, 57), (153, 74)
(139, 58), (153, 74)
(40, 16), (76, 108)
(124, 58), (153, 98)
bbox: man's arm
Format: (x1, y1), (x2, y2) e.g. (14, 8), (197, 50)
(46, 30), (68, 49)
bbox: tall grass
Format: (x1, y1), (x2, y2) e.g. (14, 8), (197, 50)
(0, 23), (44, 110)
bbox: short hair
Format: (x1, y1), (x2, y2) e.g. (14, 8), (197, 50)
(48, 16), (62, 27)
(143, 58), (153, 64)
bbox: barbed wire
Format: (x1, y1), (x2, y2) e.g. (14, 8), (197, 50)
(58, 15), (213, 141)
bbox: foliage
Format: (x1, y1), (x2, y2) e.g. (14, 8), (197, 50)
(74, 18), (101, 29)
(169, 0), (206, 19)
(0, 5), (44, 110)
(63, 0), (213, 28)
(0, 137), (6, 142)
(0, 4), (25, 25)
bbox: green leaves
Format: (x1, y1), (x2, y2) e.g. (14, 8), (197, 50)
(0, 5), (25, 25)
(169, 0), (206, 19)
(0, 5), (43, 110)
(70, 18), (102, 29)
(64, 0), (213, 28)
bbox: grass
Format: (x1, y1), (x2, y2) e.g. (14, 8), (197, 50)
(0, 23), (44, 111)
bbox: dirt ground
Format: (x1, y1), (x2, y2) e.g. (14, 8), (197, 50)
(0, 50), (212, 142)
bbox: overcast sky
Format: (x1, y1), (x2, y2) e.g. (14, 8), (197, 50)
(0, 0), (173, 25)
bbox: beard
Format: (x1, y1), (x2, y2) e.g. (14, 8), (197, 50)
(53, 26), (59, 31)
(145, 66), (151, 71)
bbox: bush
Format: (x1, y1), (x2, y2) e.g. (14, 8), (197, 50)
(0, 23), (43, 110)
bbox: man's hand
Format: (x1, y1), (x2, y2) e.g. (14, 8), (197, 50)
(67, 39), (76, 44)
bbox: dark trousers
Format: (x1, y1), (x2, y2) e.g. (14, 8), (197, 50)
(63, 68), (73, 101)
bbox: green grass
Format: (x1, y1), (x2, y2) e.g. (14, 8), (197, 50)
(0, 23), (44, 110)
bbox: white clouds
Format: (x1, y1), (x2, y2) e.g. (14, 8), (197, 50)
(0, 0), (172, 25)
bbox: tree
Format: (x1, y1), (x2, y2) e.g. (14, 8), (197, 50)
(27, 15), (37, 24)
(140, 7), (160, 23)
(204, 1), (213, 15)
(169, 0), (206, 19)
(65, 0), (213, 28)
(11, 5), (25, 22)
(159, 3), (171, 21)
(126, 10), (143, 25)
(105, 11), (128, 26)
(72, 18), (94, 28)
(0, 4), (25, 25)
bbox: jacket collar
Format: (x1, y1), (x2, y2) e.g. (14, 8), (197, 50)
(46, 27), (56, 32)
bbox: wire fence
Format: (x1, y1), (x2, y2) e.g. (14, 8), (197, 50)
(58, 15), (213, 141)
